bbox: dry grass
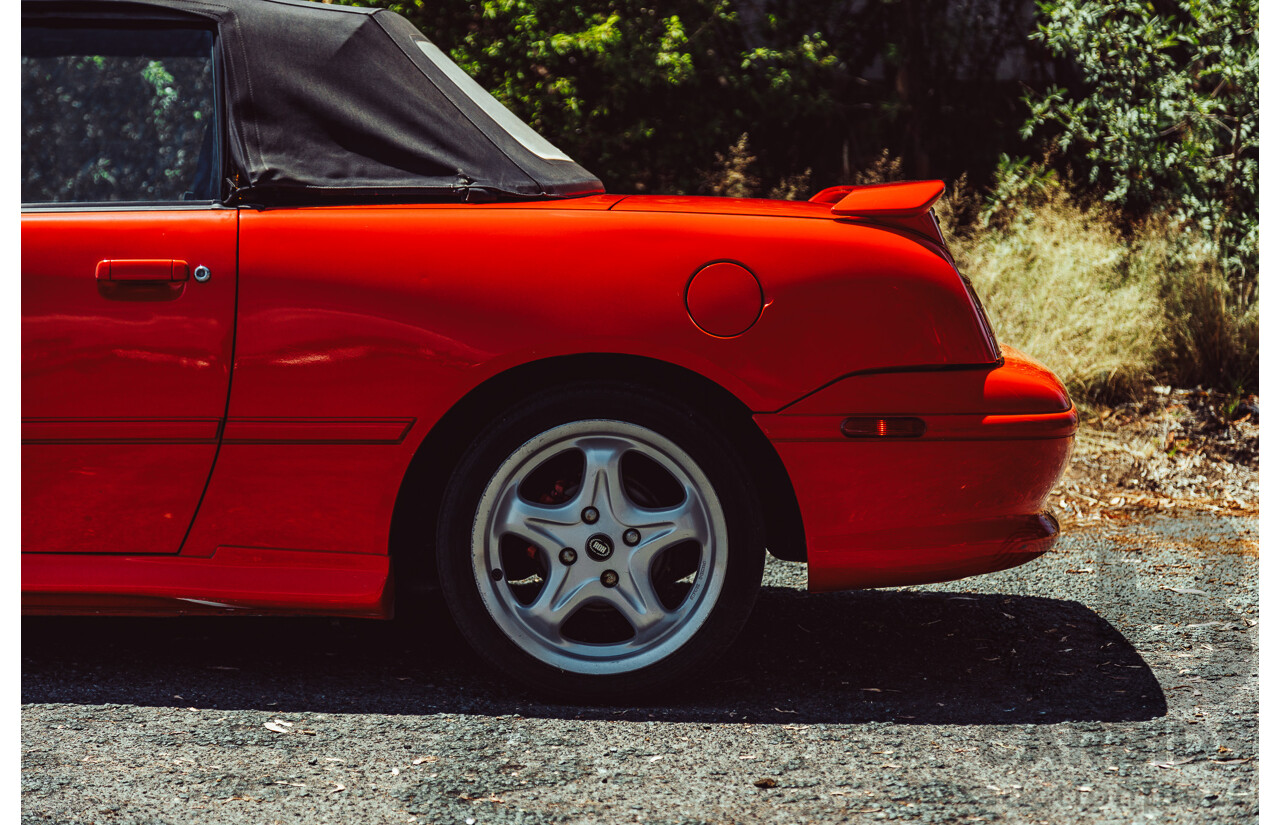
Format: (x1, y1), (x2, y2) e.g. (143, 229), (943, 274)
(702, 133), (759, 198)
(941, 183), (1165, 400)
(932, 169), (1257, 403)
(1140, 229), (1259, 394)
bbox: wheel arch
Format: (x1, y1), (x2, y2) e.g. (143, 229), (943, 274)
(388, 353), (807, 599)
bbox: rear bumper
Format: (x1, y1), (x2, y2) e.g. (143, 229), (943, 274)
(756, 346), (1075, 591)
(803, 511), (1059, 591)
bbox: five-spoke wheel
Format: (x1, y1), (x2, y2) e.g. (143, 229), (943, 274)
(436, 384), (764, 700)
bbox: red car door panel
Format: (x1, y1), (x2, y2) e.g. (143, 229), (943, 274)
(22, 209), (238, 554)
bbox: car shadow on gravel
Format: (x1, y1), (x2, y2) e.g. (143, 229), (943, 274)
(22, 587), (1165, 726)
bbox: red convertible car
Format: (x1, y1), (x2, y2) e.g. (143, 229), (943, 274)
(21, 0), (1076, 698)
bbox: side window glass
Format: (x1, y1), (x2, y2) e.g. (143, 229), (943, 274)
(22, 26), (217, 205)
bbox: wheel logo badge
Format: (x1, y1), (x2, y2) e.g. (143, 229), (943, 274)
(585, 534), (614, 561)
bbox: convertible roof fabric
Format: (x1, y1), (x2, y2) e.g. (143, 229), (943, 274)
(24, 0), (604, 203)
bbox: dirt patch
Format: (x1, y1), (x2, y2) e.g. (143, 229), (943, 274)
(1053, 387), (1258, 526)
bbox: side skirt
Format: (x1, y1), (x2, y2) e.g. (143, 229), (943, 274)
(21, 547), (392, 618)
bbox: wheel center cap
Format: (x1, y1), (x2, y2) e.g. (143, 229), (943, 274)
(585, 533), (614, 561)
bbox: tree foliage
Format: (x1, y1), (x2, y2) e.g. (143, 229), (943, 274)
(381, 0), (832, 194)
(1022, 0), (1258, 281)
(366, 1), (1045, 195)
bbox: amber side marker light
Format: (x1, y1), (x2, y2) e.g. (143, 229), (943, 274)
(840, 417), (927, 438)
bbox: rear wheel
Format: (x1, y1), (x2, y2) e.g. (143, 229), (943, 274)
(436, 384), (764, 700)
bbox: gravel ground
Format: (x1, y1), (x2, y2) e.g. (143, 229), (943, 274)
(21, 509), (1258, 825)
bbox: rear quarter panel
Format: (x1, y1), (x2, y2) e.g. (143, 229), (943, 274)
(233, 202), (990, 414)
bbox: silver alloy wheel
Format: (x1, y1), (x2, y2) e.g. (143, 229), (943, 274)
(470, 419), (729, 675)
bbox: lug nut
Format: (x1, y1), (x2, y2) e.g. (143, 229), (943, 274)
(559, 547), (578, 566)
(582, 506), (600, 524)
(601, 570), (619, 587)
(623, 528), (641, 546)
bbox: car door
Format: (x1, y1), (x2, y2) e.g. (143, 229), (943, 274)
(21, 19), (236, 554)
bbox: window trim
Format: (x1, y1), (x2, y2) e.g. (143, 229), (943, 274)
(21, 203), (238, 214)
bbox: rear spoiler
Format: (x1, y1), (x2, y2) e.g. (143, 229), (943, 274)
(810, 180), (947, 244)
(809, 180), (945, 216)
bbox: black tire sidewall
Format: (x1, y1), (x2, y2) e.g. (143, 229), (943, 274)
(435, 382), (765, 702)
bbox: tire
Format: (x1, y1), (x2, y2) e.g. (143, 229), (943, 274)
(436, 382), (765, 701)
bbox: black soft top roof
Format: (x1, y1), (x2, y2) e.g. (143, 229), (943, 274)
(24, 0), (604, 204)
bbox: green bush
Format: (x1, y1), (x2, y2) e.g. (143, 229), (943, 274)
(1023, 0), (1258, 286)
(360, 0), (1053, 194)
